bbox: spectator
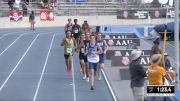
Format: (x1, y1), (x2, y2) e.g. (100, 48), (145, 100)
(22, 2), (28, 16)
(147, 54), (166, 101)
(129, 49), (146, 101)
(43, 0), (48, 8)
(13, 0), (20, 12)
(51, 0), (56, 10)
(163, 52), (172, 70)
(8, 0), (13, 10)
(163, 52), (176, 84)
(150, 36), (162, 58)
(29, 11), (35, 30)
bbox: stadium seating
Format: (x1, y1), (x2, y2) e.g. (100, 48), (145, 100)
(0, 0), (177, 16)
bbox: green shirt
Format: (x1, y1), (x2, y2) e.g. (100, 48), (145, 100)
(64, 38), (74, 55)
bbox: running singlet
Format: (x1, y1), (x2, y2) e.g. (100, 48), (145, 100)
(87, 43), (99, 63)
(79, 39), (85, 54)
(96, 39), (105, 54)
(72, 24), (80, 34)
(66, 23), (73, 32)
(64, 38), (74, 55)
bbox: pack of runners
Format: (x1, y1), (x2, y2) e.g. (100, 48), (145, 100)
(62, 18), (108, 90)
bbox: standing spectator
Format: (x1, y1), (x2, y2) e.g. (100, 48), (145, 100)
(164, 52), (172, 70)
(150, 36), (162, 58)
(129, 49), (146, 101)
(29, 11), (35, 30)
(147, 54), (166, 101)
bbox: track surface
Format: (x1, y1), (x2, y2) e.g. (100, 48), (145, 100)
(0, 28), (113, 101)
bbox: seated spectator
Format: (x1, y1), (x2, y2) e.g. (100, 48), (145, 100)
(22, 2), (28, 16)
(43, 0), (48, 8)
(8, 0), (13, 10)
(51, 0), (56, 9)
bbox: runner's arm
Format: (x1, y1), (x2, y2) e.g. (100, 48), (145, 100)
(64, 24), (67, 32)
(73, 38), (77, 49)
(61, 38), (65, 46)
(103, 40), (108, 54)
(96, 46), (102, 55)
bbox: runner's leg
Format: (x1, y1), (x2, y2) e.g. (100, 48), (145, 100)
(89, 62), (94, 90)
(68, 55), (72, 75)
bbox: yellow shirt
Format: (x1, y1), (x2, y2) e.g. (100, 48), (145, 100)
(147, 65), (166, 85)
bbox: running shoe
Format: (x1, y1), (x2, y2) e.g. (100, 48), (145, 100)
(90, 86), (94, 90)
(86, 77), (89, 82)
(83, 75), (86, 80)
(98, 75), (102, 81)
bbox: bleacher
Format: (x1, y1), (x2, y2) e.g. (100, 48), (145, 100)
(0, 0), (176, 17)
(56, 1), (122, 15)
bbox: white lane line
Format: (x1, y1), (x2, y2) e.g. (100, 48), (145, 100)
(0, 34), (8, 40)
(101, 69), (117, 101)
(0, 30), (37, 40)
(0, 34), (39, 92)
(33, 34), (55, 101)
(72, 57), (76, 101)
(0, 34), (23, 56)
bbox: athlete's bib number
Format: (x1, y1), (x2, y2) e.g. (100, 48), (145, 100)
(74, 29), (78, 33)
(81, 48), (84, 53)
(67, 48), (72, 54)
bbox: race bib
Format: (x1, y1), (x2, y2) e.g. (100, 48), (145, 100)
(81, 48), (84, 53)
(74, 29), (78, 33)
(87, 54), (99, 63)
(67, 48), (72, 54)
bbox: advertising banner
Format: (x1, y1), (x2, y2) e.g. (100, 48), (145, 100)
(101, 34), (138, 39)
(111, 55), (150, 66)
(40, 10), (54, 21)
(117, 9), (174, 19)
(9, 10), (23, 21)
(104, 38), (140, 46)
(106, 50), (151, 60)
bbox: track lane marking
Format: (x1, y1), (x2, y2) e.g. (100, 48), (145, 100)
(0, 34), (23, 56)
(0, 34), (39, 92)
(33, 34), (55, 101)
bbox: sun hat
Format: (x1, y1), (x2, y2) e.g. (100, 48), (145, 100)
(150, 54), (162, 66)
(131, 49), (142, 60)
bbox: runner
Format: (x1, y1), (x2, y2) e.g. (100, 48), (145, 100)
(61, 31), (76, 75)
(72, 19), (81, 41)
(84, 32), (91, 82)
(82, 20), (90, 32)
(96, 32), (108, 80)
(64, 18), (73, 33)
(86, 34), (102, 90)
(77, 32), (87, 79)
